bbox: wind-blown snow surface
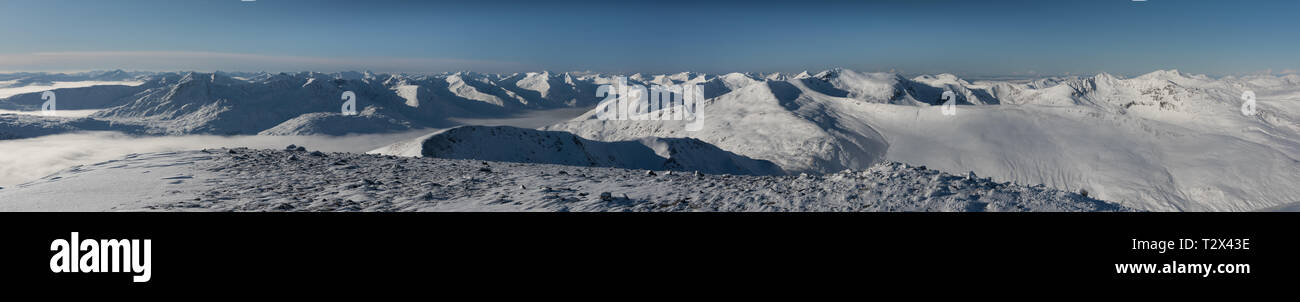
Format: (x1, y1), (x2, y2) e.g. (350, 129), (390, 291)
(1265, 202), (1300, 212)
(0, 149), (1130, 212)
(548, 69), (1300, 211)
(0, 130), (435, 187)
(0, 151), (215, 211)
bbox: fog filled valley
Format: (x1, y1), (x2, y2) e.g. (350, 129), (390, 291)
(2, 69), (1298, 212)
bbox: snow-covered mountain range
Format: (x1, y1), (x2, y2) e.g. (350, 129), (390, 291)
(2, 70), (609, 136)
(548, 69), (1300, 211)
(3, 69), (1298, 211)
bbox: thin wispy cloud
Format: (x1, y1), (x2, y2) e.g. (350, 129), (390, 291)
(0, 51), (532, 73)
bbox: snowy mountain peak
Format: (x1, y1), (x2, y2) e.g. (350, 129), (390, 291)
(1139, 69), (1186, 79)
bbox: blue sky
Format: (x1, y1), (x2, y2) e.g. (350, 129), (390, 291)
(0, 0), (1297, 76)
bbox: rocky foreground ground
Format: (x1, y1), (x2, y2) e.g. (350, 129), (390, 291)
(111, 146), (1133, 212)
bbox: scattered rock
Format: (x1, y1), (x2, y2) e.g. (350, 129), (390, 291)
(309, 151), (326, 157)
(138, 150), (1126, 212)
(285, 144), (298, 151)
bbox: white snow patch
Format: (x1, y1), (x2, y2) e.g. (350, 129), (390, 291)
(394, 85), (420, 107)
